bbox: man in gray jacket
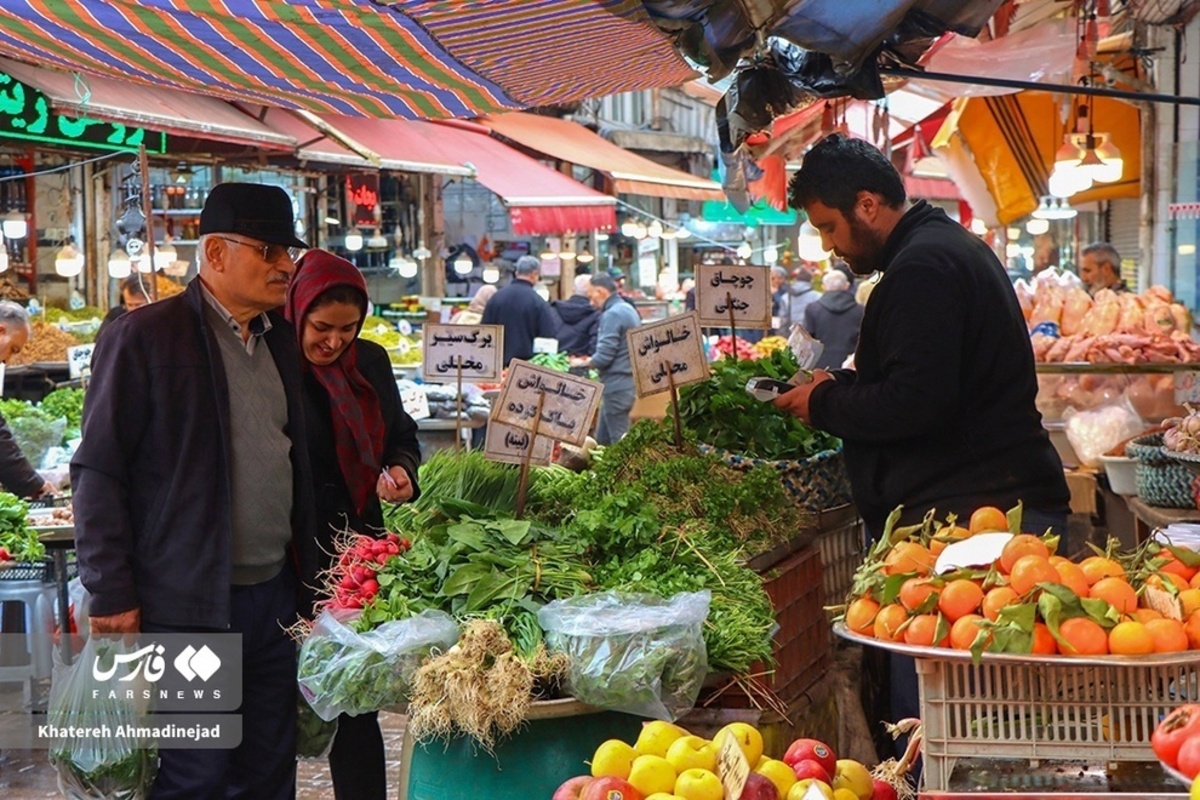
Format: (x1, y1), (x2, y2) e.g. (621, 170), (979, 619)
(575, 273), (641, 444)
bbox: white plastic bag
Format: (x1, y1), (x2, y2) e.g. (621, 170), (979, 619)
(48, 637), (158, 799)
(787, 325), (824, 371)
(538, 591), (710, 721)
(297, 607), (459, 722)
(1064, 398), (1145, 468)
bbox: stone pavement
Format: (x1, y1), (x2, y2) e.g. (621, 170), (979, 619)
(0, 704), (409, 799)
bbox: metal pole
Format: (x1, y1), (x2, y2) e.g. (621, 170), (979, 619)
(878, 67), (1200, 108)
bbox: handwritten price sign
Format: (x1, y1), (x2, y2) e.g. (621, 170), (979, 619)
(694, 264), (772, 329)
(627, 312), (709, 397)
(483, 421), (553, 466)
(491, 360), (602, 446)
(421, 324), (504, 383)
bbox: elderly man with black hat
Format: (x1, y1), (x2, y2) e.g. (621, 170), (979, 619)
(72, 183), (315, 799)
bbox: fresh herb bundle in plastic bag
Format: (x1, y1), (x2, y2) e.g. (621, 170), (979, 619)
(295, 697), (338, 759)
(48, 637), (158, 799)
(538, 591), (710, 721)
(297, 607), (459, 721)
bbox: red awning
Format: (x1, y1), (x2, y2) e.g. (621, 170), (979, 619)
(480, 112), (724, 202)
(905, 176), (962, 201)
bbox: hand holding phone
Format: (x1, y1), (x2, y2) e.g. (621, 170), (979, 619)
(745, 377), (799, 402)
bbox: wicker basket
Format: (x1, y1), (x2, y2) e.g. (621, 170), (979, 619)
(699, 443), (852, 513)
(1126, 433), (1194, 508)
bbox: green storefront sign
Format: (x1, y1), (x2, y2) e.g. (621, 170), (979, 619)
(0, 72), (164, 153)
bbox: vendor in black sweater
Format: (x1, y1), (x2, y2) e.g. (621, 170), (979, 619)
(775, 134), (1069, 537)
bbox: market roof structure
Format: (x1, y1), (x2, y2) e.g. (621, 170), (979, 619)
(0, 0), (697, 119)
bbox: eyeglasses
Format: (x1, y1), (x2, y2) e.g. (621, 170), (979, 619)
(213, 236), (302, 264)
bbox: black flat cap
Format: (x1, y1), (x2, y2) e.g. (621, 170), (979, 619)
(199, 183), (309, 248)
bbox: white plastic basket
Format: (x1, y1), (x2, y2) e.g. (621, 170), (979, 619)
(835, 625), (1200, 792)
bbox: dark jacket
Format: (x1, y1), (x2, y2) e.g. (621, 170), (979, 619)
(70, 279), (315, 627)
(804, 290), (864, 370)
(481, 279), (559, 367)
(95, 305), (125, 345)
(299, 339), (421, 611)
(552, 295), (600, 356)
(809, 201), (1069, 533)
(0, 413), (44, 497)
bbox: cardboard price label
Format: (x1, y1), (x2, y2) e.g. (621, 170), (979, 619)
(694, 264), (772, 329)
(421, 324), (504, 383)
(67, 344), (95, 380)
(483, 421), (554, 466)
(716, 731), (751, 800)
(491, 360), (602, 446)
(398, 388), (431, 422)
(627, 312), (709, 397)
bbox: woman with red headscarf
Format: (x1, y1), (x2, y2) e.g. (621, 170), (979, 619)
(286, 249), (421, 800)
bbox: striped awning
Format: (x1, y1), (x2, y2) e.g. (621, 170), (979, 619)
(0, 1), (696, 120)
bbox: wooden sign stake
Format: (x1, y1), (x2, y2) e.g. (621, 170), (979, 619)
(454, 356), (463, 453)
(665, 360), (684, 449)
(726, 291), (737, 359)
(514, 391), (546, 520)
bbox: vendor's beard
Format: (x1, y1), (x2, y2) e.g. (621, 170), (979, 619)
(843, 215), (888, 275)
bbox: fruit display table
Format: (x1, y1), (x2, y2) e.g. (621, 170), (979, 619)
(1124, 496), (1200, 543)
(836, 624), (1196, 799)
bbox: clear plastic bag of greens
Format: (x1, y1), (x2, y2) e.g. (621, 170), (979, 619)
(538, 590), (711, 721)
(296, 696), (338, 759)
(48, 637), (158, 799)
(297, 607), (459, 722)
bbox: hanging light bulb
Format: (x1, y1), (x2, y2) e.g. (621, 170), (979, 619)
(1052, 198), (1078, 220)
(344, 232), (364, 252)
(1005, 243), (1022, 259)
(674, 226), (691, 240)
(482, 266), (500, 284)
(969, 217), (988, 235)
(453, 252), (474, 275)
(558, 250), (577, 261)
(763, 246), (779, 264)
(735, 242), (753, 260)
(136, 254), (154, 273)
(395, 257), (419, 279)
(620, 221), (638, 238)
(1, 211), (26, 240)
(1031, 196), (1054, 220)
(1048, 165), (1091, 198)
(153, 239), (177, 272)
(797, 221), (830, 262)
(1054, 139), (1083, 171)
(1093, 136), (1123, 184)
(1025, 218), (1050, 235)
(54, 242), (84, 277)
(660, 228), (678, 240)
(632, 223), (648, 239)
(1006, 227), (1021, 240)
(366, 233), (388, 249)
(647, 220), (664, 239)
(577, 248), (595, 264)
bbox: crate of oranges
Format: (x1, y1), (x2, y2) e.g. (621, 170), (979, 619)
(833, 502), (1200, 791)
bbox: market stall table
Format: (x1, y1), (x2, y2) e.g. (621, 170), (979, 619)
(36, 527), (74, 665)
(1123, 495), (1200, 543)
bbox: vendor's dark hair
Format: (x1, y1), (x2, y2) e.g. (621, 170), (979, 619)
(120, 274), (150, 300)
(310, 284), (368, 317)
(788, 133), (906, 215)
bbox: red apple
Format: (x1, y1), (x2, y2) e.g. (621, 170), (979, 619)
(791, 759), (832, 784)
(553, 776), (593, 800)
(784, 738), (837, 775)
(739, 772), (779, 800)
(872, 778), (899, 800)
(580, 776), (643, 800)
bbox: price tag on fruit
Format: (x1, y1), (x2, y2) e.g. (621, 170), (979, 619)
(694, 264), (772, 329)
(421, 324), (504, 383)
(716, 732), (750, 800)
(627, 312), (709, 397)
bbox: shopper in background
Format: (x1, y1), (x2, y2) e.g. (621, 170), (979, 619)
(286, 250), (421, 800)
(781, 266), (821, 338)
(803, 270), (864, 370)
(1079, 242), (1128, 295)
(72, 183), (315, 799)
(95, 274), (152, 343)
(574, 274), (640, 444)
(449, 284), (497, 325)
(481, 254), (559, 366)
(770, 267), (789, 335)
(553, 274), (601, 356)
(776, 134), (1070, 749)
(0, 300), (54, 497)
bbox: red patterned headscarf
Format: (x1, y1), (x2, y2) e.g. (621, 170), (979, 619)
(285, 250), (384, 516)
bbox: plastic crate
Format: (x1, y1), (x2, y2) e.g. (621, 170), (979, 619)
(0, 560), (53, 582)
(816, 514), (865, 605)
(917, 652), (1200, 792)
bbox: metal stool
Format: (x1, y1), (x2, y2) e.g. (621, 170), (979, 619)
(0, 579), (57, 705)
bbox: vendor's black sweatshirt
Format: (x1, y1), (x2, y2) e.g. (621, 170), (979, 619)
(809, 201), (1069, 534)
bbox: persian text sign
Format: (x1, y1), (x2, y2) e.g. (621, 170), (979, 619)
(490, 360), (602, 446)
(483, 421), (553, 466)
(421, 324), (504, 383)
(694, 264), (772, 329)
(627, 312), (709, 397)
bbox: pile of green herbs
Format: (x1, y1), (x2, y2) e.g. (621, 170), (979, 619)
(0, 492), (43, 562)
(39, 388), (85, 440)
(673, 348), (840, 460)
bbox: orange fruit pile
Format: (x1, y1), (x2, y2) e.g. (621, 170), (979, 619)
(843, 504), (1200, 658)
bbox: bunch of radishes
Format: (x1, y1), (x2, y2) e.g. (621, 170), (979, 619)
(1163, 405), (1200, 454)
(327, 532), (409, 610)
